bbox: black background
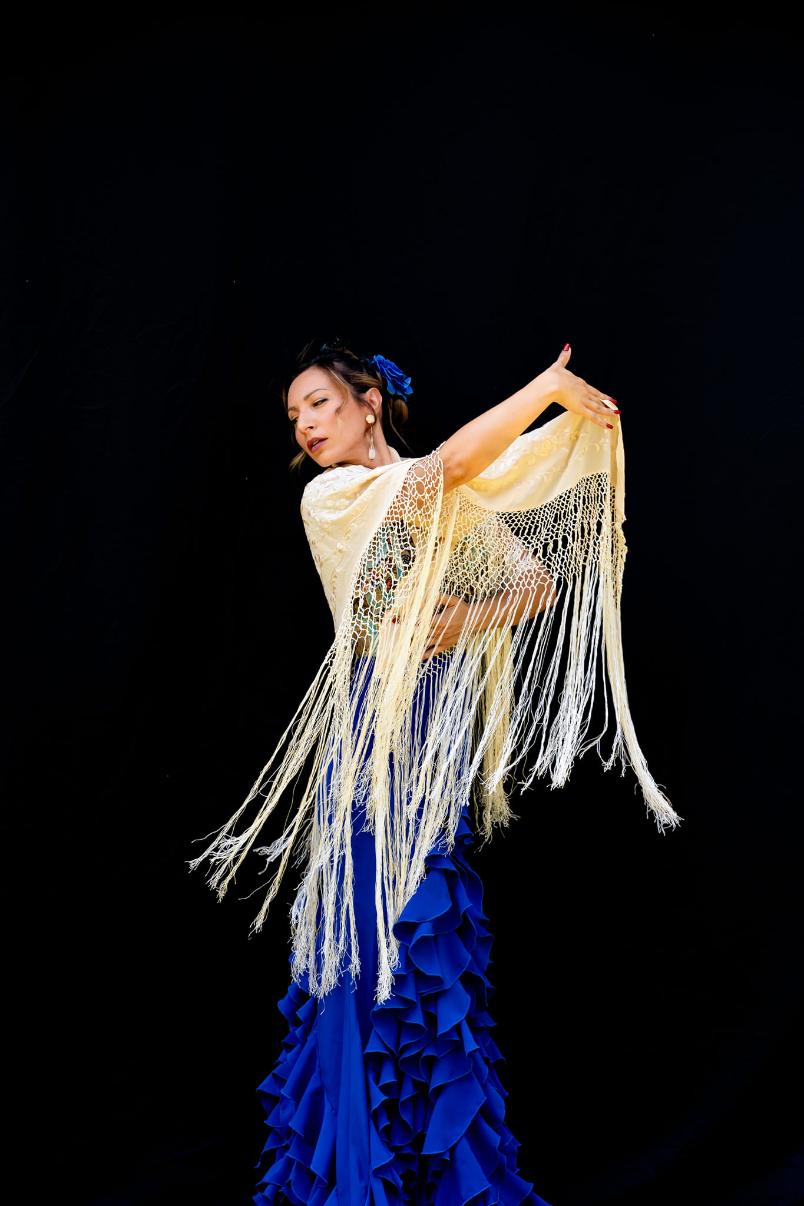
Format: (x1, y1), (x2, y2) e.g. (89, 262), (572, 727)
(2, 4), (802, 1204)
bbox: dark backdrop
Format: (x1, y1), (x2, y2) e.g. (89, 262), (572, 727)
(2, 5), (802, 1204)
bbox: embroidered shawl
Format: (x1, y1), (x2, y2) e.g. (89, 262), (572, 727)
(188, 410), (682, 1002)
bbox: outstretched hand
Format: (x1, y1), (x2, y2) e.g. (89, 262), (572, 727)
(540, 345), (621, 430)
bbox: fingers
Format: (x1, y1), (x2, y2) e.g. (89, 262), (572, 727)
(583, 402), (616, 428)
(553, 347), (621, 427)
(424, 594), (465, 657)
(588, 392), (619, 413)
(423, 624), (447, 658)
(579, 381), (621, 428)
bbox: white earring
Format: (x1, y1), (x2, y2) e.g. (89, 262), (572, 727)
(365, 412), (376, 460)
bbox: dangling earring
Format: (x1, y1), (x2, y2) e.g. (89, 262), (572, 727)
(365, 411), (376, 460)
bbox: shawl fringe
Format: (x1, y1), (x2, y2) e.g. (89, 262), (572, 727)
(188, 412), (682, 1002)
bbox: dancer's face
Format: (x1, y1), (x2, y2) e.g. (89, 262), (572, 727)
(286, 366), (383, 468)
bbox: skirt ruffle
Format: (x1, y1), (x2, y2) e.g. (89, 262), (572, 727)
(253, 802), (551, 1205)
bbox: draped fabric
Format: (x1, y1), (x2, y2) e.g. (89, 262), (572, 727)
(188, 409), (682, 1004)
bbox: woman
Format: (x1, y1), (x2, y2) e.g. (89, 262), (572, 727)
(189, 338), (682, 1203)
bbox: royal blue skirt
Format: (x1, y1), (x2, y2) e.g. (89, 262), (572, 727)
(253, 653), (552, 1205)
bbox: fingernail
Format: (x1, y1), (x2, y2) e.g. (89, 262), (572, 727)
(606, 423), (613, 429)
(563, 342), (571, 351)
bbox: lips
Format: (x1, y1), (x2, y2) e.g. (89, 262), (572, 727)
(308, 438), (327, 452)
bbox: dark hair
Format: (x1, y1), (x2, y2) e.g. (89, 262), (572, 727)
(281, 336), (413, 472)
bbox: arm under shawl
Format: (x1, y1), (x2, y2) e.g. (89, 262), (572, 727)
(187, 409), (682, 1004)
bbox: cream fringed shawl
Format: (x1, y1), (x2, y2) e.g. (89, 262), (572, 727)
(188, 409), (682, 1003)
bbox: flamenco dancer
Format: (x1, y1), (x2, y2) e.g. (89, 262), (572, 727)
(188, 337), (682, 1203)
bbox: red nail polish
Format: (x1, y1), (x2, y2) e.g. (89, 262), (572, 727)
(607, 423), (613, 429)
(563, 342), (571, 351)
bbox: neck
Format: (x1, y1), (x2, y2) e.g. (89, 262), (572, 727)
(332, 430), (396, 469)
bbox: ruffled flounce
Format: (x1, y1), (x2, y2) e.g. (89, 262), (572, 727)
(253, 805), (551, 1205)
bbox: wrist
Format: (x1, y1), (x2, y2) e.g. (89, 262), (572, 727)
(532, 367), (566, 409)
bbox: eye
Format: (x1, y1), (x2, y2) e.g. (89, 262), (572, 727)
(289, 398), (326, 426)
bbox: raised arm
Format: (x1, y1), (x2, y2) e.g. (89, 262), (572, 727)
(439, 344), (619, 489)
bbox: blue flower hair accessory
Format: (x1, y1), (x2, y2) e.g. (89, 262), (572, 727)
(370, 353), (413, 400)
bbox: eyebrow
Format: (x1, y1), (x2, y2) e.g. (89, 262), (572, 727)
(287, 388), (328, 416)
